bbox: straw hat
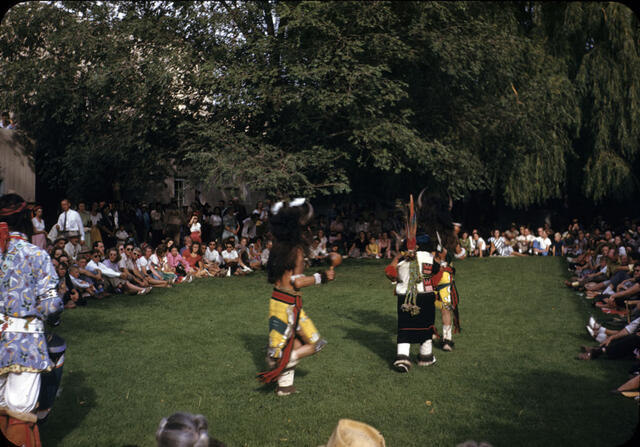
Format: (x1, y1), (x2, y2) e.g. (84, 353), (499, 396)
(320, 419), (385, 447)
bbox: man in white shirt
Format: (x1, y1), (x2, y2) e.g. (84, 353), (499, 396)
(470, 230), (486, 257)
(241, 212), (259, 241)
(86, 250), (146, 294)
(56, 199), (85, 244)
(221, 241), (250, 275)
(533, 227), (552, 256)
(309, 238), (328, 266)
(204, 241), (223, 266)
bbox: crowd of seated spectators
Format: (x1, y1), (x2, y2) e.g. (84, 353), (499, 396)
(28, 197), (640, 306)
(454, 222), (576, 259)
(28, 198), (416, 312)
(543, 218), (640, 412)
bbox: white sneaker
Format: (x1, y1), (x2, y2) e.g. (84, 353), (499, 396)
(588, 316), (596, 329)
(226, 268), (231, 277)
(586, 325), (595, 338)
(242, 266), (252, 272)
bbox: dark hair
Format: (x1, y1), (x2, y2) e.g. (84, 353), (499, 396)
(156, 412), (226, 447)
(0, 193), (32, 237)
(417, 192), (456, 253)
(107, 248), (121, 262)
(266, 203), (313, 284)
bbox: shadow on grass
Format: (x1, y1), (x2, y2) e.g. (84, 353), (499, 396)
(448, 369), (638, 447)
(337, 326), (396, 368)
(39, 371), (95, 446)
(342, 308), (396, 332)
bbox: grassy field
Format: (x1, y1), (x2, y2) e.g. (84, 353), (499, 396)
(40, 257), (638, 446)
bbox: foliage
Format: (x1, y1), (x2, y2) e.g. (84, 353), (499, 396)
(1, 1), (638, 206)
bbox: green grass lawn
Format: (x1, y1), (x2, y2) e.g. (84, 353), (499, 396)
(40, 257), (638, 446)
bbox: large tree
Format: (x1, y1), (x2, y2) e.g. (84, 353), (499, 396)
(1, 1), (638, 209)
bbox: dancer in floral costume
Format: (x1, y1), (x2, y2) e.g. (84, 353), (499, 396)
(0, 194), (63, 446)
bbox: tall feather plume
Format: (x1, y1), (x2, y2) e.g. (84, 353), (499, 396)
(407, 194), (417, 250)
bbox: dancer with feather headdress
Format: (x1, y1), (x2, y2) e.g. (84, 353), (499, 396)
(384, 194), (441, 372)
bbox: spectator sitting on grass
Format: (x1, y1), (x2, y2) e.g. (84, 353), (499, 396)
(236, 236), (252, 267)
(309, 237), (328, 266)
(119, 243), (151, 289)
(260, 239), (272, 268)
(133, 247), (172, 287)
(183, 242), (210, 278)
(97, 248), (150, 295)
(203, 240), (224, 276)
(378, 231), (392, 259)
(515, 227), (533, 255)
(64, 232), (82, 262)
(148, 245), (178, 283)
(247, 237), (263, 270)
(365, 235), (380, 258)
(595, 265), (640, 309)
(578, 310), (640, 360)
(56, 263), (79, 309)
(489, 229), (514, 256)
(331, 232), (348, 257)
(67, 264), (97, 301)
(566, 250), (609, 290)
(76, 256), (106, 296)
(348, 231), (368, 258)
(470, 230), (486, 257)
(167, 245), (194, 282)
(585, 254), (634, 298)
(221, 240), (251, 275)
(532, 227), (551, 256)
(459, 231), (472, 257)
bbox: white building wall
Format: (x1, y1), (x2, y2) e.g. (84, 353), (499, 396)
(0, 129), (35, 201)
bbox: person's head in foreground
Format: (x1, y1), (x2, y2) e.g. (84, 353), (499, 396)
(156, 412), (226, 447)
(319, 419), (385, 447)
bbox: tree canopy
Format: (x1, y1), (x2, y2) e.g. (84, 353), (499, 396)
(1, 1), (638, 208)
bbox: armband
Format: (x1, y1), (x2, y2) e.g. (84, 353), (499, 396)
(290, 274), (304, 285)
(313, 272), (322, 285)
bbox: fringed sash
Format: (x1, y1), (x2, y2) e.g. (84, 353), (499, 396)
(257, 289), (302, 384)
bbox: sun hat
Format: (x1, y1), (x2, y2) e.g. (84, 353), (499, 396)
(319, 419), (385, 447)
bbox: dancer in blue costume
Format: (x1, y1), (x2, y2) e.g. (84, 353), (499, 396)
(0, 194), (63, 446)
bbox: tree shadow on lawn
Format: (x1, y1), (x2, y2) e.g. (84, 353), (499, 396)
(337, 326), (396, 368)
(341, 308), (396, 333)
(238, 333), (309, 394)
(447, 368), (639, 447)
(39, 371), (95, 446)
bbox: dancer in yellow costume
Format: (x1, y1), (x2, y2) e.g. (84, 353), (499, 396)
(417, 190), (461, 352)
(257, 199), (337, 396)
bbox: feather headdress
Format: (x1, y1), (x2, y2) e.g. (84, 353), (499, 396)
(406, 194), (417, 251)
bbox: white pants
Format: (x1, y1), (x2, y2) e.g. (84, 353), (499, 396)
(0, 372), (40, 420)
